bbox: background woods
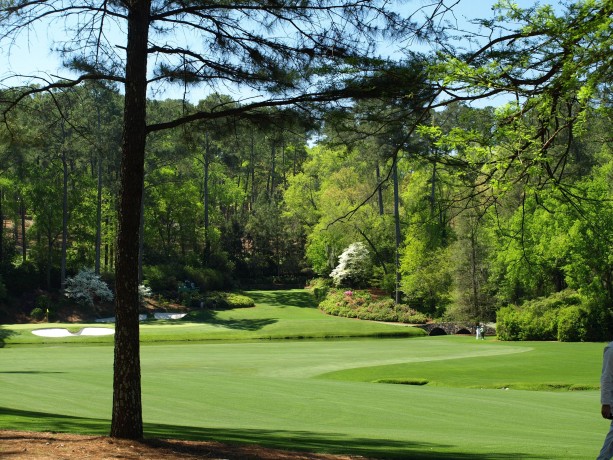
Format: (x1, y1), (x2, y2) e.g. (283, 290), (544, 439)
(1, 82), (613, 335)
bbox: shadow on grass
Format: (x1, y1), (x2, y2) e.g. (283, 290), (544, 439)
(0, 371), (65, 374)
(0, 406), (545, 459)
(0, 407), (110, 435)
(248, 290), (317, 309)
(0, 327), (16, 348)
(181, 309), (278, 331)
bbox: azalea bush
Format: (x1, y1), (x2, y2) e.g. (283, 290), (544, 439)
(319, 289), (429, 324)
(64, 268), (114, 307)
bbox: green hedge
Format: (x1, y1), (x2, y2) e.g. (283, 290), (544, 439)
(143, 264), (230, 294)
(496, 290), (601, 342)
(557, 306), (586, 342)
(306, 277), (332, 302)
(181, 292), (255, 321)
(318, 289), (429, 324)
(197, 291), (255, 310)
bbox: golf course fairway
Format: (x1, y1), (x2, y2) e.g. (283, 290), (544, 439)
(0, 289), (607, 459)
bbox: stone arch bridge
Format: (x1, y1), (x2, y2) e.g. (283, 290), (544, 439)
(415, 322), (496, 337)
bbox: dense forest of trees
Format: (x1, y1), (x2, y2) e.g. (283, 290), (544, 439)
(1, 0), (612, 439)
(0, 86), (311, 299)
(1, 80), (612, 329)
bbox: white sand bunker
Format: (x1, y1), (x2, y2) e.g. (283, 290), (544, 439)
(94, 313), (186, 322)
(32, 327), (115, 337)
(154, 312), (187, 320)
(96, 314), (148, 323)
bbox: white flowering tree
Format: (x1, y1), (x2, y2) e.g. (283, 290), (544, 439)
(64, 269), (114, 307)
(138, 284), (152, 306)
(330, 242), (373, 288)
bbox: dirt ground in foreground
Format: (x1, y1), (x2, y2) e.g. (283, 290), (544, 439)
(0, 430), (371, 460)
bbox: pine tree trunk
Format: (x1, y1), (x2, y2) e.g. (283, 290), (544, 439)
(104, 216), (109, 271)
(0, 189), (4, 264)
(20, 197), (26, 263)
(250, 134), (255, 210)
(61, 147), (68, 290)
(0, 189), (4, 265)
(269, 143), (275, 198)
(111, 0), (150, 440)
(393, 160), (401, 304)
(203, 133), (210, 264)
(95, 102), (103, 275)
(138, 183), (145, 284)
(376, 162), (384, 215)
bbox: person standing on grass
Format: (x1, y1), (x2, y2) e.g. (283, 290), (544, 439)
(598, 342), (613, 460)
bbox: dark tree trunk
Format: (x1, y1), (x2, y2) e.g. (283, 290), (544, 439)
(104, 216), (109, 270)
(95, 102), (103, 275)
(393, 160), (401, 304)
(203, 132), (210, 264)
(281, 141), (286, 187)
(138, 182), (145, 284)
(0, 189), (4, 264)
(269, 142), (276, 198)
(46, 223), (52, 290)
(470, 228), (479, 317)
(111, 0), (150, 440)
(250, 133), (255, 210)
(20, 197), (26, 263)
(61, 147), (68, 290)
(376, 162), (384, 216)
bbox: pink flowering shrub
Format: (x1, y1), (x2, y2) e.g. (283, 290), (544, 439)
(318, 289), (429, 324)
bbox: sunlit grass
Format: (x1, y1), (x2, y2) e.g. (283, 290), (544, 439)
(320, 337), (601, 391)
(0, 290), (608, 459)
(1, 289), (424, 345)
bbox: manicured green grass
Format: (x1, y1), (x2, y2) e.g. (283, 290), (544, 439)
(0, 290), (609, 459)
(321, 338), (601, 391)
(1, 290), (424, 345)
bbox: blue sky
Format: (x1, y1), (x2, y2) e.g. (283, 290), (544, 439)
(0, 0), (562, 103)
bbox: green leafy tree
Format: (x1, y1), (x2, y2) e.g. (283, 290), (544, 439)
(449, 209), (496, 322)
(433, 1), (613, 199)
(285, 142), (400, 286)
(0, 0), (447, 437)
(399, 160), (454, 316)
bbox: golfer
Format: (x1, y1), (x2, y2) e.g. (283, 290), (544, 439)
(598, 342), (613, 460)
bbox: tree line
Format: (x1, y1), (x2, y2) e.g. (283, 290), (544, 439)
(0, 86), (313, 299)
(1, 76), (612, 335)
